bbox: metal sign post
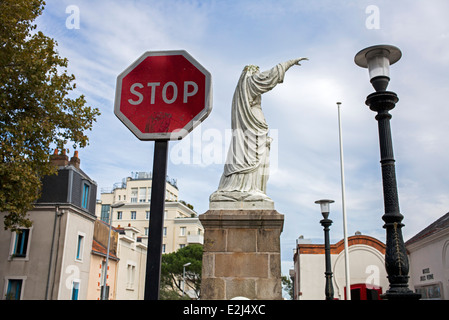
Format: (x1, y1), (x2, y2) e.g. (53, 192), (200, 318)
(144, 140), (168, 300)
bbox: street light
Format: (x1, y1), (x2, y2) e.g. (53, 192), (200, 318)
(354, 44), (401, 92)
(182, 262), (191, 296)
(315, 199), (335, 300)
(355, 45), (420, 300)
(101, 202), (125, 300)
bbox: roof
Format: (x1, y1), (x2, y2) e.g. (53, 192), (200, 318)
(405, 211), (449, 246)
(91, 239), (119, 261)
(296, 235), (386, 255)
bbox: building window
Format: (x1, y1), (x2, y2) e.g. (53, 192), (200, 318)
(117, 211), (122, 220)
(12, 229), (30, 258)
(163, 227), (167, 236)
(131, 211), (136, 220)
(416, 284), (442, 300)
(82, 183), (90, 209)
(139, 188), (146, 202)
(130, 188), (138, 203)
(127, 264), (136, 289)
(76, 234), (84, 261)
(162, 244), (166, 253)
(179, 244), (186, 249)
(101, 205), (110, 223)
(180, 227), (186, 236)
(71, 281), (80, 300)
(146, 211), (150, 220)
(6, 279), (23, 300)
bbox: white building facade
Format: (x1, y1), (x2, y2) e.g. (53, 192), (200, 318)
(406, 212), (449, 300)
(291, 234), (388, 300)
(114, 225), (147, 300)
(96, 172), (204, 254)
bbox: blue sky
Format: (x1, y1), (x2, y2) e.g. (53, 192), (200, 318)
(36, 0), (449, 278)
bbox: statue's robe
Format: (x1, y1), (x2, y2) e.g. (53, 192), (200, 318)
(212, 62), (290, 201)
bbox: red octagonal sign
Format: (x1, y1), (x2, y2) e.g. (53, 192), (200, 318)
(114, 50), (212, 140)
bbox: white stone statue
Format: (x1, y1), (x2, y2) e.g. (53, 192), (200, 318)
(210, 58), (308, 208)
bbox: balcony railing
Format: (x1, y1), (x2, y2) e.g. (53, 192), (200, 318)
(187, 234), (204, 245)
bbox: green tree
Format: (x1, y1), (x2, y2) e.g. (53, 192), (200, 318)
(160, 244), (203, 300)
(0, 0), (100, 231)
(282, 275), (293, 300)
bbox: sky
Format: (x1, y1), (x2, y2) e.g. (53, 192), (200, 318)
(35, 0), (449, 280)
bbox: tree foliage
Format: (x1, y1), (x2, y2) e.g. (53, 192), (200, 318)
(281, 275), (293, 300)
(160, 244), (203, 300)
(0, 0), (100, 230)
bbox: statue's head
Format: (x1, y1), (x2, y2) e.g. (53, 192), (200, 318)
(244, 65), (259, 74)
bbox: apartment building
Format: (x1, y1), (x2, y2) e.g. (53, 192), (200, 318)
(96, 172), (204, 254)
(0, 150), (97, 300)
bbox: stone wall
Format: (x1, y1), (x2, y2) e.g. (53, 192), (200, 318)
(199, 209), (284, 300)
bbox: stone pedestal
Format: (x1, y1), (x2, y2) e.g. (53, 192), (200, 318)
(199, 209), (284, 300)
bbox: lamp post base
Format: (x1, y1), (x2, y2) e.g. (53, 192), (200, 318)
(381, 290), (421, 300)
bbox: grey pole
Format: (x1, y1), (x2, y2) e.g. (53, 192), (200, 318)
(102, 202), (124, 300)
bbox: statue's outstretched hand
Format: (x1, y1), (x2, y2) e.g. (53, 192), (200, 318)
(283, 57), (309, 71)
(294, 57), (309, 66)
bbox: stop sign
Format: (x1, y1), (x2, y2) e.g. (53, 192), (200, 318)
(114, 50), (212, 140)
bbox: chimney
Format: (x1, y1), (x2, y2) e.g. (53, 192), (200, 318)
(50, 149), (69, 167)
(69, 150), (80, 169)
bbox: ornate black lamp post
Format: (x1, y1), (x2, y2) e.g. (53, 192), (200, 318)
(315, 199), (335, 300)
(355, 45), (420, 300)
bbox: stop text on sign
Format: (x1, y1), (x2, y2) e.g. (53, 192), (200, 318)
(128, 81), (199, 105)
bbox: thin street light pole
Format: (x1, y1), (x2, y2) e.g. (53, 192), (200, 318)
(102, 206), (113, 300)
(102, 202), (124, 300)
(337, 102), (351, 300)
(316, 199), (335, 300)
